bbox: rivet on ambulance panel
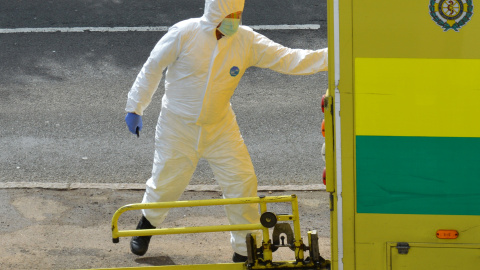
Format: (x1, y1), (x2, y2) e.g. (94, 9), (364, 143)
(436, 230), (459, 239)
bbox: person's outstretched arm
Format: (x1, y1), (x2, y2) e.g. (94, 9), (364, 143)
(249, 32), (328, 75)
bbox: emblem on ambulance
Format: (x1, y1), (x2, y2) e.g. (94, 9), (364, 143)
(429, 0), (474, 31)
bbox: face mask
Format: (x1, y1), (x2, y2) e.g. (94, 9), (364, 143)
(218, 18), (241, 36)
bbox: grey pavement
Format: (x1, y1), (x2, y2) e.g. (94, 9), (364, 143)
(0, 187), (331, 270)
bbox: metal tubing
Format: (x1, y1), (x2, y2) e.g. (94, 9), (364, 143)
(112, 195), (297, 241)
(290, 196), (302, 241)
(258, 200), (272, 261)
(115, 223), (265, 238)
(290, 196), (305, 261)
(277, 215), (294, 222)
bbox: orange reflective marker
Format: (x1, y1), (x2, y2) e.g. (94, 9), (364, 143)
(321, 119), (325, 137)
(322, 168), (326, 185)
(436, 230), (459, 239)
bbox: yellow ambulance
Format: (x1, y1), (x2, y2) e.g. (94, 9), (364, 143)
(324, 0), (480, 269)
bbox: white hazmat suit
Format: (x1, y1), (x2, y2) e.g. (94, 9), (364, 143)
(126, 0), (328, 256)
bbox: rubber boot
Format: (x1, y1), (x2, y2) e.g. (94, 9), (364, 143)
(232, 252), (248, 263)
(130, 216), (155, 256)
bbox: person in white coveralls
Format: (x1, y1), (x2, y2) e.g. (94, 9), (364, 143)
(124, 0), (328, 262)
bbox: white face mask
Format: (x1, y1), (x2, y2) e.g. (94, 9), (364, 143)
(218, 18), (241, 36)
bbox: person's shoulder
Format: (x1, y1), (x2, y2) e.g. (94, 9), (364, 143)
(171, 18), (201, 32)
(236, 25), (255, 40)
(238, 25), (254, 34)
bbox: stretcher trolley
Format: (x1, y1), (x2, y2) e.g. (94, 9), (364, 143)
(105, 195), (330, 270)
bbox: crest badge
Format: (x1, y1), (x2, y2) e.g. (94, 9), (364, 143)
(429, 0), (474, 31)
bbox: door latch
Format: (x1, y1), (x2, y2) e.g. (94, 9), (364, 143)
(396, 242), (410, 254)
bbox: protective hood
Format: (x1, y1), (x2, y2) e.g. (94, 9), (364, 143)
(203, 0), (244, 26)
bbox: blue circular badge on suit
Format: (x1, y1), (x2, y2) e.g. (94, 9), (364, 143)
(230, 66), (240, 77)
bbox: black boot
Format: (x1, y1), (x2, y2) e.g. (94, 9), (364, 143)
(232, 252), (248, 263)
(130, 216), (155, 256)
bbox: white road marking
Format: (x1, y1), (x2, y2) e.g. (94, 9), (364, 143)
(0, 182), (326, 191)
(0, 24), (320, 34)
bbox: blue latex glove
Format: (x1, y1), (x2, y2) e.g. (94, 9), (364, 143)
(125, 112), (142, 136)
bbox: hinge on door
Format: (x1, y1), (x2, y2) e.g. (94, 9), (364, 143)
(329, 193), (334, 211)
(324, 96), (334, 116)
(396, 242), (410, 254)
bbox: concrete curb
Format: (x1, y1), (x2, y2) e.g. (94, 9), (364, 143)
(0, 182), (326, 192)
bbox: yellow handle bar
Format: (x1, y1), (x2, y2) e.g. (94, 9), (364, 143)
(111, 195), (301, 244)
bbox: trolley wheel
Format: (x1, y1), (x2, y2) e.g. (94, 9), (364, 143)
(260, 212), (277, 228)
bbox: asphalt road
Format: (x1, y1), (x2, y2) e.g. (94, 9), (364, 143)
(0, 0), (329, 186)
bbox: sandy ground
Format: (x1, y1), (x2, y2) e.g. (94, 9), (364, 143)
(0, 188), (331, 269)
